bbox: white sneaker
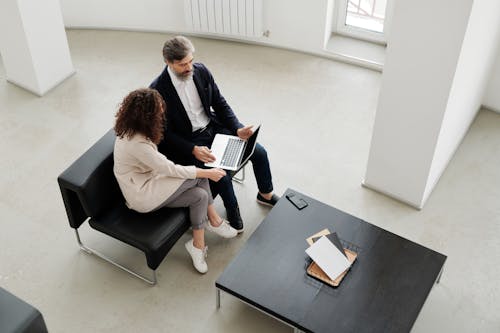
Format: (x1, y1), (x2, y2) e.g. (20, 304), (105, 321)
(206, 219), (238, 238)
(185, 239), (208, 274)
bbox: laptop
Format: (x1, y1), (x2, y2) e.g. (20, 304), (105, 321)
(205, 125), (261, 171)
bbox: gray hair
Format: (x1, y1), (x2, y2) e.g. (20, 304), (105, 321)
(162, 36), (195, 62)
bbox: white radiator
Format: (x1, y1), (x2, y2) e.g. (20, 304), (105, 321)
(185, 0), (263, 38)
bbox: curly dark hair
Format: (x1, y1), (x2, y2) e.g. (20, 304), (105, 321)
(114, 88), (166, 144)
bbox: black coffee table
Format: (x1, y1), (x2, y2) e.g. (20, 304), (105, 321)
(216, 189), (446, 333)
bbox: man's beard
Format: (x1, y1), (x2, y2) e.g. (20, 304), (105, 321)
(175, 70), (193, 81)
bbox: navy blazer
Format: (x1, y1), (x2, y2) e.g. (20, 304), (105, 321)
(150, 63), (243, 165)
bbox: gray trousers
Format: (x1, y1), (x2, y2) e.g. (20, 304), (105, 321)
(155, 178), (214, 230)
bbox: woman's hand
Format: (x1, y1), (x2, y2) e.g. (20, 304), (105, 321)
(206, 168), (226, 182)
(196, 168), (226, 182)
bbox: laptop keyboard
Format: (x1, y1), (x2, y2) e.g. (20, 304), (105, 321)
(221, 138), (244, 167)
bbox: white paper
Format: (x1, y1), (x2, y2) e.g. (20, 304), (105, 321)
(305, 235), (351, 281)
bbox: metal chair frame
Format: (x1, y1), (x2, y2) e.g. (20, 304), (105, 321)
(232, 165), (246, 183)
(74, 229), (157, 285)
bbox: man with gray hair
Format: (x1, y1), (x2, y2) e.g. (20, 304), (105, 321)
(150, 36), (279, 233)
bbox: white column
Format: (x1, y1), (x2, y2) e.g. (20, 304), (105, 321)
(363, 0), (500, 209)
(483, 42), (500, 113)
(0, 0), (74, 96)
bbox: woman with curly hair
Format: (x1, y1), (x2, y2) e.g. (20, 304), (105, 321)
(113, 88), (237, 274)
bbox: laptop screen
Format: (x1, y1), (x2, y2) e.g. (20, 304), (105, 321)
(235, 125), (261, 172)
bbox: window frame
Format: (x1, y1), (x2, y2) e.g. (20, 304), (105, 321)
(335, 0), (395, 45)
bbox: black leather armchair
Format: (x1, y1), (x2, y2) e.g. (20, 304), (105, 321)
(57, 129), (190, 285)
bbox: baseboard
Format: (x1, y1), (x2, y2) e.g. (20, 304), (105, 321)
(481, 104), (500, 114)
(65, 26), (382, 72)
(322, 52), (383, 72)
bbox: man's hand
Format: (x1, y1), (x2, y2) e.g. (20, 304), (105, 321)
(206, 168), (226, 182)
(193, 145), (216, 163)
(236, 125), (254, 140)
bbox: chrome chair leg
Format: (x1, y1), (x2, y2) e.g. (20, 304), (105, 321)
(74, 229), (157, 285)
(232, 166), (246, 184)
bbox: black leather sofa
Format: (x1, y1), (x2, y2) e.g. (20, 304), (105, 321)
(0, 287), (48, 333)
(57, 129), (190, 284)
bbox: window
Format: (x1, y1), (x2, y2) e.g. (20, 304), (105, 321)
(336, 0), (394, 44)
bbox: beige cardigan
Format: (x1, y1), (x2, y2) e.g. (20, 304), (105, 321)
(113, 134), (196, 213)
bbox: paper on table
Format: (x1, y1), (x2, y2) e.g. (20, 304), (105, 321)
(305, 235), (352, 281)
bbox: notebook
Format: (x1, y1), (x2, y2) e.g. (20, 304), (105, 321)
(312, 232), (347, 258)
(306, 236), (352, 281)
(205, 125), (261, 171)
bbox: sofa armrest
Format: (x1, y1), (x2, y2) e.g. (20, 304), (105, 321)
(0, 287), (48, 333)
(58, 129), (118, 228)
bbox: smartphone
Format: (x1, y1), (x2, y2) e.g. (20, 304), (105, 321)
(286, 192), (308, 210)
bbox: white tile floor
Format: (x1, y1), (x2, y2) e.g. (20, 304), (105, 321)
(1, 30), (499, 333)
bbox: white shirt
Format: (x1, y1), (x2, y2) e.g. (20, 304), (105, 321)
(168, 66), (210, 131)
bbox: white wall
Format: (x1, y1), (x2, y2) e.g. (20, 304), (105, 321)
(363, 0), (474, 208)
(61, 0), (186, 32)
(60, 0), (500, 112)
(60, 0), (334, 57)
(323, 0), (335, 47)
(424, 0), (500, 202)
(483, 42), (500, 113)
(262, 1), (332, 52)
